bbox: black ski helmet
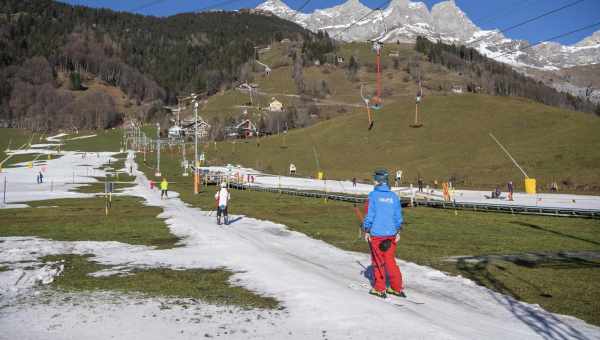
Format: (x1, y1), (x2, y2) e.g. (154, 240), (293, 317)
(373, 168), (389, 185)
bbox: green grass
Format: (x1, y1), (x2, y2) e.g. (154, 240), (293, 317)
(0, 197), (179, 249)
(2, 153), (45, 167)
(42, 254), (278, 309)
(62, 129), (123, 152)
(73, 177), (135, 194)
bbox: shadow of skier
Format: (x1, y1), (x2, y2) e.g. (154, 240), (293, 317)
(457, 258), (591, 340)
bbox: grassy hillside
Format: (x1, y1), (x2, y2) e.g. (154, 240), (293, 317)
(197, 41), (465, 124)
(202, 94), (600, 193)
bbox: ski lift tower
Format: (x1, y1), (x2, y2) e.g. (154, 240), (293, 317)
(410, 75), (424, 128)
(155, 122), (161, 177)
(193, 96), (200, 194)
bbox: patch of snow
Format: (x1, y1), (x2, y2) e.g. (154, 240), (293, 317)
(0, 291), (286, 340)
(0, 259), (63, 298)
(67, 134), (97, 141)
(409, 2), (426, 10)
(46, 133), (68, 143)
(0, 148), (117, 208)
(29, 143), (62, 148)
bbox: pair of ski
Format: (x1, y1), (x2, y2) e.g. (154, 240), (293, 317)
(349, 282), (424, 307)
(204, 210), (229, 226)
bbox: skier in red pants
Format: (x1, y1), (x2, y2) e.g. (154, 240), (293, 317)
(363, 168), (405, 298)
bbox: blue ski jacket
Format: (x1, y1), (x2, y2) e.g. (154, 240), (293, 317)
(363, 184), (403, 237)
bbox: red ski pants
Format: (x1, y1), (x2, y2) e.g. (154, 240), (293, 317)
(370, 236), (403, 292)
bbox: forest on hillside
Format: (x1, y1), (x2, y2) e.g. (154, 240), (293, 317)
(0, 0), (317, 130)
(414, 37), (600, 115)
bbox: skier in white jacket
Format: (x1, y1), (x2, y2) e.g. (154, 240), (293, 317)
(215, 182), (230, 225)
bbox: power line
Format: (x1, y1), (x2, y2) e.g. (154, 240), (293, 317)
(130, 0), (168, 13)
(130, 0), (257, 14)
(468, 0), (586, 46)
(472, 0), (538, 27)
(333, 0), (391, 40)
(496, 20), (600, 59)
(193, 0), (247, 13)
(361, 7), (393, 42)
(289, 0), (312, 21)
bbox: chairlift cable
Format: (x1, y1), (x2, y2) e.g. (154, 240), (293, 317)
(495, 20), (600, 58)
(129, 0), (169, 13)
(467, 0), (586, 46)
(333, 0), (391, 40)
(289, 0), (313, 21)
(193, 0), (247, 13)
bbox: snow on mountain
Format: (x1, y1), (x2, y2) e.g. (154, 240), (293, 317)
(255, 0), (294, 17)
(575, 29), (600, 48)
(431, 0), (477, 42)
(255, 0), (600, 71)
(308, 0), (375, 41)
(255, 0), (309, 22)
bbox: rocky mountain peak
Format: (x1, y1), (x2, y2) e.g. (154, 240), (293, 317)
(326, 0), (370, 14)
(575, 30), (600, 47)
(387, 0), (410, 9)
(430, 0), (478, 41)
(256, 0), (295, 17)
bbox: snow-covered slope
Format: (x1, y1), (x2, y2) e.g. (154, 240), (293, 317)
(255, 0), (600, 70)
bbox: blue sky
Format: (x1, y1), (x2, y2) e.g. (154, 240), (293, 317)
(61, 0), (600, 45)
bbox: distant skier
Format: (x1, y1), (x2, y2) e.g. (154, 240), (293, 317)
(37, 171), (43, 184)
(395, 170), (402, 187)
(363, 169), (405, 299)
(507, 181), (514, 201)
(160, 178), (168, 199)
(352, 177), (357, 188)
(215, 182), (230, 225)
(417, 176), (423, 193)
(491, 186), (501, 199)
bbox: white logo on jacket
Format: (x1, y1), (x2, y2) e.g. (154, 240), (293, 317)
(378, 197), (393, 204)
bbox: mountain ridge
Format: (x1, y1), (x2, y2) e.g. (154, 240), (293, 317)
(256, 0), (600, 71)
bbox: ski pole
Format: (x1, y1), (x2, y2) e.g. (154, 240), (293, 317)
(353, 203), (365, 239)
